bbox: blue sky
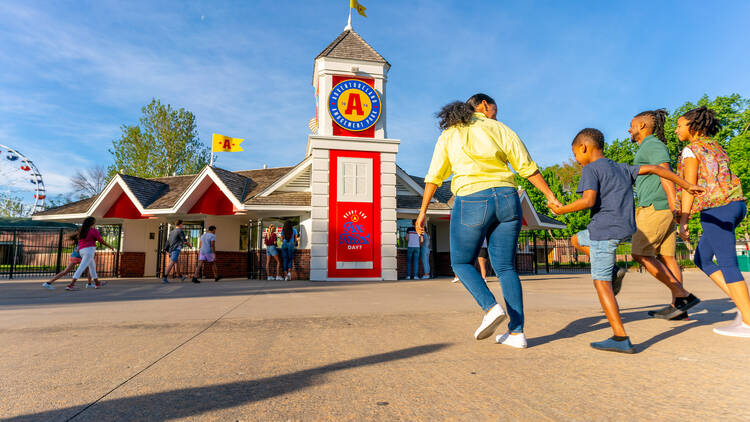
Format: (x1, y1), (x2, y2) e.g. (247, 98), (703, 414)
(1, 1), (749, 198)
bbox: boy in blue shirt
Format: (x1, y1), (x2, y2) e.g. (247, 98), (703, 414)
(549, 128), (704, 353)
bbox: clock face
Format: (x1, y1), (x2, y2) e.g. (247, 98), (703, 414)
(328, 79), (381, 132)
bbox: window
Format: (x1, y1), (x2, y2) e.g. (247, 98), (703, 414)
(337, 157), (372, 202)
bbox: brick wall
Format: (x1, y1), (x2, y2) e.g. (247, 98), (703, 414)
(214, 251), (247, 278)
(119, 252), (145, 277)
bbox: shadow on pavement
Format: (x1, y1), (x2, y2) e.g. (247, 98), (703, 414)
(528, 298), (736, 352)
(6, 343), (450, 422)
(0, 280), (363, 307)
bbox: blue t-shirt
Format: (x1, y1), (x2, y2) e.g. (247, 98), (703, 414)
(577, 158), (640, 241)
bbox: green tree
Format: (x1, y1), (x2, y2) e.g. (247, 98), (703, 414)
(515, 168), (589, 238)
(109, 99), (213, 178)
(0, 192), (30, 217)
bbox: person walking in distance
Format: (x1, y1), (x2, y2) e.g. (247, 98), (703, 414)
(264, 224), (282, 280)
(420, 226), (431, 279)
(280, 220), (299, 281)
(191, 226), (220, 283)
(42, 233), (92, 289)
(417, 93), (563, 349)
(628, 109), (699, 319)
(65, 217), (115, 291)
(405, 220), (421, 279)
(162, 220), (192, 284)
(675, 106), (750, 337)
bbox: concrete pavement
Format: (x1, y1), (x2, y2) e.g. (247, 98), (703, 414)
(1, 271), (749, 421)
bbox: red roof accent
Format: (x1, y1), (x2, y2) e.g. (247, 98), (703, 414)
(189, 182), (235, 215)
(104, 192), (145, 219)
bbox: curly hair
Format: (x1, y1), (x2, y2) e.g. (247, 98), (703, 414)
(681, 106), (721, 137)
(634, 108), (669, 142)
(436, 101), (475, 130)
(436, 93), (496, 130)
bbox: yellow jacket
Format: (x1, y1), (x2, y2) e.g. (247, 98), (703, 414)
(424, 113), (539, 196)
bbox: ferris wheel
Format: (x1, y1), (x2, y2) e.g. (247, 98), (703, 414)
(0, 144), (46, 214)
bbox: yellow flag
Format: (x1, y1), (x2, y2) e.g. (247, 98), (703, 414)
(350, 0), (367, 17)
(212, 134), (244, 152)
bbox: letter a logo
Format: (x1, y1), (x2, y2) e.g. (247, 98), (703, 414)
(223, 139), (231, 150)
(345, 93), (364, 116)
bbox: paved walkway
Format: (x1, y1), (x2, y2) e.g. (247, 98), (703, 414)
(1, 271), (749, 421)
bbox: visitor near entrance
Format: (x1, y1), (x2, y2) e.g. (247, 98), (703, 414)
(264, 224), (282, 280)
(191, 226), (220, 283)
(162, 220), (192, 284)
(628, 109), (699, 319)
(416, 93), (563, 350)
(550, 128), (704, 353)
(405, 220), (421, 279)
(420, 227), (431, 279)
(675, 106), (750, 337)
(281, 220), (299, 281)
(477, 238), (489, 283)
(65, 217), (116, 291)
(42, 233), (92, 289)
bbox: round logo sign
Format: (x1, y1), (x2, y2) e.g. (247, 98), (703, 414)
(328, 79), (381, 132)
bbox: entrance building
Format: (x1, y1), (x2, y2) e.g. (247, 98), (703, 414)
(32, 28), (564, 280)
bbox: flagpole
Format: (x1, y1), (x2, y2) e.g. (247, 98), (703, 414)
(345, 2), (352, 30)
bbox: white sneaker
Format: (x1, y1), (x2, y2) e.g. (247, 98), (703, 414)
(713, 321), (750, 338)
(275, 276), (283, 281)
(267, 276), (273, 280)
(85, 283), (94, 289)
(421, 275), (431, 279)
(285, 273), (291, 281)
(474, 304), (506, 340)
(451, 277), (460, 283)
(495, 332), (527, 349)
(42, 282), (54, 290)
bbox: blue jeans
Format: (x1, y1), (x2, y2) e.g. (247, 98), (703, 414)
(407, 247), (420, 278)
(695, 200), (747, 283)
(450, 187), (524, 333)
(420, 247), (430, 276)
(281, 241), (295, 272)
(575, 230), (622, 281)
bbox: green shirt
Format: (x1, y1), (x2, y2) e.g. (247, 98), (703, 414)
(633, 135), (671, 210)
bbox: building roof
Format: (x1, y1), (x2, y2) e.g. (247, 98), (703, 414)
(119, 174), (169, 208)
(316, 29), (389, 66)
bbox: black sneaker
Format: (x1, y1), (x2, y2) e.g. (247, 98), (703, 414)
(612, 266), (626, 296)
(214, 277), (222, 282)
(191, 278), (200, 284)
(674, 293), (700, 313)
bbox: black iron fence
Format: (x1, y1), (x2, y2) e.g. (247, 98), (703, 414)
(0, 225), (121, 279)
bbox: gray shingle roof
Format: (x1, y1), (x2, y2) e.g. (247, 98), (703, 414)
(211, 166), (250, 202)
(316, 29), (389, 66)
(119, 174), (169, 208)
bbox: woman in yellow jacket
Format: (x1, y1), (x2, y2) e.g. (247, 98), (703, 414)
(416, 94), (561, 348)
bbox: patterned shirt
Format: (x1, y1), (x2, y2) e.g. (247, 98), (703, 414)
(676, 137), (744, 214)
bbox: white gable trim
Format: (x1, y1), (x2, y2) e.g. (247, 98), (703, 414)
(395, 167), (425, 197)
(256, 157), (312, 197)
(171, 167), (244, 213)
(518, 190), (566, 230)
(88, 175), (150, 216)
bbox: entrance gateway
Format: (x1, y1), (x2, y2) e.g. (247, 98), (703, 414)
(309, 30), (397, 280)
(30, 27), (566, 280)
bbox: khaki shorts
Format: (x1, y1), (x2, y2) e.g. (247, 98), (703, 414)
(632, 205), (676, 257)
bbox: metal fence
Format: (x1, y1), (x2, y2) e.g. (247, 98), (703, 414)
(0, 225), (122, 279)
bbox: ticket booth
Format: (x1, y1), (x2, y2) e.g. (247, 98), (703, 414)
(307, 29), (399, 281)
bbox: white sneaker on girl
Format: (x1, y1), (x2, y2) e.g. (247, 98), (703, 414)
(495, 332), (528, 349)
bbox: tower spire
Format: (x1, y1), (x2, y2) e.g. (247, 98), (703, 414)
(345, 5), (352, 30)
